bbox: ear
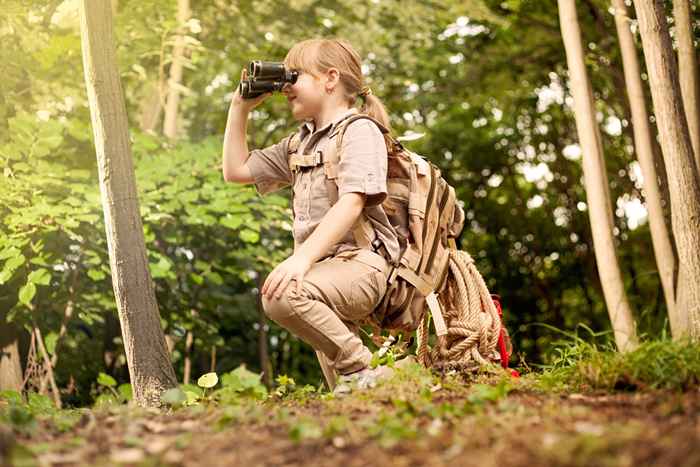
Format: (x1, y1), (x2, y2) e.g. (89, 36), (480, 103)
(325, 67), (341, 88)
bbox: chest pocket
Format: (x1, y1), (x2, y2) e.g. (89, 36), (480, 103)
(288, 134), (340, 222)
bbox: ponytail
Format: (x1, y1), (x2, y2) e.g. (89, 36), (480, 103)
(359, 90), (393, 134)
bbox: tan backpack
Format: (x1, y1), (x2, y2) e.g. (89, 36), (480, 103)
(286, 113), (513, 372)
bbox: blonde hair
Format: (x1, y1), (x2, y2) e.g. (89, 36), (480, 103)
(284, 38), (392, 133)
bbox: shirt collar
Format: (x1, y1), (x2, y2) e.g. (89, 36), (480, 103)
(299, 107), (359, 138)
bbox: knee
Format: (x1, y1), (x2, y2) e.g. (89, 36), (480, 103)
(261, 287), (296, 323)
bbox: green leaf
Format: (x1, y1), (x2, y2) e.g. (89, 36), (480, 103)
(220, 216), (243, 230)
(3, 254), (25, 273)
(44, 332), (58, 355)
(0, 246), (21, 261)
(0, 390), (23, 404)
(118, 384), (133, 402)
(161, 387), (187, 407)
(87, 269), (106, 281)
(197, 372), (218, 388)
(221, 365), (264, 393)
(239, 228), (259, 244)
(184, 391), (200, 405)
(97, 372), (117, 387)
(18, 282), (36, 306)
(28, 268), (50, 286)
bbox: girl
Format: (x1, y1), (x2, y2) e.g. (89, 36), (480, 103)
(222, 38), (399, 391)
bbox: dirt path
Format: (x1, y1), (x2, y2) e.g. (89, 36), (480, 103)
(3, 367), (699, 467)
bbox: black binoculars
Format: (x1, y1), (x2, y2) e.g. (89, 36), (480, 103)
(238, 61), (298, 99)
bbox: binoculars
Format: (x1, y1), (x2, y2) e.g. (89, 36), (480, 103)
(238, 61), (298, 99)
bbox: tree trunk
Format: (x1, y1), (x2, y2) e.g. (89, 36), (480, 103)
(257, 275), (273, 388)
(33, 325), (61, 408)
(138, 81), (163, 133)
(79, 0), (177, 407)
(673, 0), (700, 170)
(0, 318), (23, 392)
(558, 0), (638, 352)
(210, 346), (216, 373)
(634, 0), (700, 339)
(612, 0), (679, 334)
(183, 328), (193, 385)
(162, 0), (190, 139)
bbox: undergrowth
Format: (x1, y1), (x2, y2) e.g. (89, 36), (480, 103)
(532, 324), (700, 392)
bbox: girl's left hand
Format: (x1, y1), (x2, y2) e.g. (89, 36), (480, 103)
(262, 253), (313, 299)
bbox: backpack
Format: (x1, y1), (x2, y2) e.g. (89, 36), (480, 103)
(285, 113), (514, 372)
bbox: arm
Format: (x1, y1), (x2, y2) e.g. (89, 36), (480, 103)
(261, 192), (366, 299)
(221, 83), (271, 183)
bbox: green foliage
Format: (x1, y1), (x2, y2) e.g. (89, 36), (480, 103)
(216, 365), (268, 401)
(538, 337), (700, 392)
(0, 0), (685, 404)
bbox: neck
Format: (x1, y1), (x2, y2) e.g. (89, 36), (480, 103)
(313, 101), (352, 130)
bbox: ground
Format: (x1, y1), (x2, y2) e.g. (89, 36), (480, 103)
(2, 360), (699, 467)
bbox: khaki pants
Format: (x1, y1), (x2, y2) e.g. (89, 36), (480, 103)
(261, 247), (389, 387)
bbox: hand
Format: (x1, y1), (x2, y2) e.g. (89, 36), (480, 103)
(262, 253), (313, 300)
(230, 68), (272, 114)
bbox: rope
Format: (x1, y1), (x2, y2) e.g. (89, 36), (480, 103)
(416, 249), (502, 371)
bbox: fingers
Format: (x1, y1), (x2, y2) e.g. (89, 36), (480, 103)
(264, 270), (288, 299)
(274, 273), (293, 299)
(263, 272), (303, 300)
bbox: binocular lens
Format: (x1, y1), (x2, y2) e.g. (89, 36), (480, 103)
(250, 61), (287, 79)
(240, 61), (298, 99)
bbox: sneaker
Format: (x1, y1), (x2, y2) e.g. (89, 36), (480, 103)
(333, 364), (395, 396)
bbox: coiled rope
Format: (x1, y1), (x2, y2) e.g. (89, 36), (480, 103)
(416, 249), (502, 371)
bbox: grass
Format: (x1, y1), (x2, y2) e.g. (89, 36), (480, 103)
(533, 326), (700, 392)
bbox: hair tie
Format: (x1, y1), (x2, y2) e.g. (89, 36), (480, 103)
(359, 86), (373, 98)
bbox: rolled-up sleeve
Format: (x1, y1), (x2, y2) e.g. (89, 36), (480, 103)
(337, 120), (388, 207)
(246, 134), (293, 196)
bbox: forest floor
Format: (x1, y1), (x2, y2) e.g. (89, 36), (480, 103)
(2, 357), (699, 467)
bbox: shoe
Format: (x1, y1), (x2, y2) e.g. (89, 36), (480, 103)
(333, 364), (395, 396)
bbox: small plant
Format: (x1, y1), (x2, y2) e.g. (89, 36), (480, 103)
(94, 372), (132, 406)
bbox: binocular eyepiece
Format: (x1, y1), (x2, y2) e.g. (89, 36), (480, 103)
(239, 61), (298, 99)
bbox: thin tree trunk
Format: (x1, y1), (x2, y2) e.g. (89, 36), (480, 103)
(79, 0), (177, 407)
(210, 346), (216, 373)
(162, 0), (190, 139)
(257, 275), (273, 388)
(673, 0), (700, 170)
(183, 328), (193, 385)
(558, 0), (638, 352)
(138, 81), (163, 133)
(612, 0), (679, 334)
(0, 318), (23, 392)
(634, 0), (700, 339)
(33, 325), (61, 409)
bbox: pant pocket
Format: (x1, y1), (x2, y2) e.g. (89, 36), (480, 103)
(349, 269), (387, 318)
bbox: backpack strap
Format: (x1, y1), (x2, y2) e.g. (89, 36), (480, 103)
(322, 114), (393, 254)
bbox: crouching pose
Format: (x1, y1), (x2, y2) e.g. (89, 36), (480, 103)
(222, 38), (399, 390)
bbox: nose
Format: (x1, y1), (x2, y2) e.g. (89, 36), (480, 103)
(282, 82), (293, 94)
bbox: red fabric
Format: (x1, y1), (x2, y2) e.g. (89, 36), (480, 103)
(491, 295), (512, 371)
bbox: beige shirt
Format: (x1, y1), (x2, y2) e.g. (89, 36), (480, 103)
(246, 107), (400, 265)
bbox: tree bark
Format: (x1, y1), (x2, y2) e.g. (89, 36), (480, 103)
(634, 0), (700, 340)
(558, 0), (638, 352)
(0, 318), (23, 392)
(162, 0), (190, 139)
(257, 275), (273, 388)
(673, 0), (700, 170)
(79, 0), (177, 407)
(612, 0), (679, 334)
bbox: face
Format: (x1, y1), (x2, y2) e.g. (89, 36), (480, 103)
(282, 69), (327, 122)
